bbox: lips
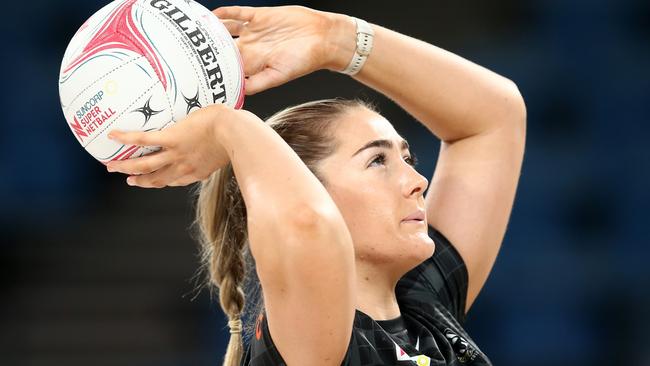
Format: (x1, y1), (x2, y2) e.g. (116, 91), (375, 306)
(402, 210), (425, 222)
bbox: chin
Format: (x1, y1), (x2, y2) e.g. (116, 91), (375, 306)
(414, 238), (436, 260)
(398, 234), (435, 270)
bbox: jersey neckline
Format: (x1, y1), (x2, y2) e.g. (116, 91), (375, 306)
(375, 314), (407, 335)
(355, 309), (407, 335)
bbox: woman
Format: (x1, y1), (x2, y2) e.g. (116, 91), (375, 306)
(106, 5), (526, 365)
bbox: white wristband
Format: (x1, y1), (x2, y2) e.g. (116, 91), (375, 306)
(339, 17), (374, 76)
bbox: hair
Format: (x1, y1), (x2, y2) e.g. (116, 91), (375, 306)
(193, 98), (377, 366)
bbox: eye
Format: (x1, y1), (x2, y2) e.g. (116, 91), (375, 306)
(368, 152), (387, 167)
(405, 152), (418, 167)
(368, 152), (418, 167)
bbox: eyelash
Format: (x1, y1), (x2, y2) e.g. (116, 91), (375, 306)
(369, 152), (418, 168)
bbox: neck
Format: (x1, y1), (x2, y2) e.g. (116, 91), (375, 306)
(354, 260), (401, 321)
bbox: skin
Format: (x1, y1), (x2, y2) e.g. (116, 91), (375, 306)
(107, 5), (527, 365)
(317, 106), (434, 320)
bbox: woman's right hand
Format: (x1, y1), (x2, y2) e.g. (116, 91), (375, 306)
(106, 105), (260, 188)
(213, 6), (354, 95)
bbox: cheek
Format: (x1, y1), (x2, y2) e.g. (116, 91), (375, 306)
(331, 195), (401, 260)
(329, 184), (392, 234)
(327, 179), (427, 262)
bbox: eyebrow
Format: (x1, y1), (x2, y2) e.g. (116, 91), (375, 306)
(352, 139), (410, 157)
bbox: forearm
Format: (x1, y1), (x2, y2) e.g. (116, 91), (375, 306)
(326, 15), (525, 142)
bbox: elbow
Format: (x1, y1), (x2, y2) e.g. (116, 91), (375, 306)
(246, 203), (354, 285)
(265, 203), (354, 273)
(506, 79), (527, 127)
(284, 204), (334, 232)
(501, 79), (527, 142)
(247, 200), (348, 244)
(451, 78), (527, 144)
(267, 203), (348, 245)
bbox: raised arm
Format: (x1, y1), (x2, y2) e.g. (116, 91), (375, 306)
(106, 105), (356, 365)
(214, 107), (356, 365)
(216, 5), (525, 312)
(109, 6), (526, 322)
(325, 15), (526, 312)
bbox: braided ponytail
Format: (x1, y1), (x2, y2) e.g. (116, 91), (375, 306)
(196, 164), (247, 366)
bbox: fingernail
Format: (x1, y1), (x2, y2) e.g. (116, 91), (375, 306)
(127, 177), (134, 186)
(107, 133), (113, 140)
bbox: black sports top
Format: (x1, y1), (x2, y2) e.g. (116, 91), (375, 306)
(241, 225), (493, 365)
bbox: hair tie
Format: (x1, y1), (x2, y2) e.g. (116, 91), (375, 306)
(228, 318), (243, 335)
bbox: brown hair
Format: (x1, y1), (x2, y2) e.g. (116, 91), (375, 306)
(193, 98), (376, 366)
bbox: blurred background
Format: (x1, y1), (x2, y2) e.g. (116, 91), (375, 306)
(1, 0), (648, 365)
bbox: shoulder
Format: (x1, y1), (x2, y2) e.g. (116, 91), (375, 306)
(241, 313), (286, 366)
(243, 302), (490, 366)
(242, 310), (384, 366)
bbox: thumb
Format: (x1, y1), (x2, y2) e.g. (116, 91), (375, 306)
(244, 68), (287, 95)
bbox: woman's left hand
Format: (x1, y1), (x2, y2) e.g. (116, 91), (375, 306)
(214, 6), (352, 95)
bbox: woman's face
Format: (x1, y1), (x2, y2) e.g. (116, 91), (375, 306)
(317, 107), (434, 275)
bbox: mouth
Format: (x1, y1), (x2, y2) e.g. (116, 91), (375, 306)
(402, 219), (425, 225)
(402, 210), (425, 223)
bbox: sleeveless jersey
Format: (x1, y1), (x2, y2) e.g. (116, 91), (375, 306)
(241, 225), (493, 365)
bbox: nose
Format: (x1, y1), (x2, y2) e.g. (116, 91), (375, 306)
(402, 165), (429, 198)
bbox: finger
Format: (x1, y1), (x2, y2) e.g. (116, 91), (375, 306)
(245, 68), (287, 95)
(108, 129), (171, 148)
(213, 6), (256, 22)
(107, 150), (172, 175)
(126, 166), (177, 189)
(221, 19), (245, 37)
(238, 43), (265, 77)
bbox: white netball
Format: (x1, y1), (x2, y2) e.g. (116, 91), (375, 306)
(59, 0), (245, 163)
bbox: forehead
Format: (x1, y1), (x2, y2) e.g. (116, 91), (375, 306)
(333, 107), (403, 153)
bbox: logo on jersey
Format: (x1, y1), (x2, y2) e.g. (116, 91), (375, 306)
(444, 328), (478, 363)
(255, 313), (264, 341)
(394, 339), (431, 366)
